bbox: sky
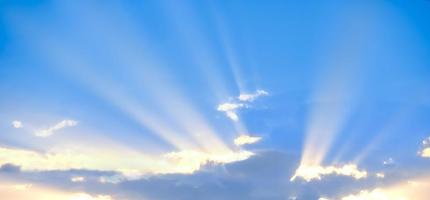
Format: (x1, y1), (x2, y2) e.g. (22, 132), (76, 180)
(1, 0), (430, 199)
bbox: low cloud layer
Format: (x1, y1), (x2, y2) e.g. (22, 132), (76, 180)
(3, 150), (424, 200)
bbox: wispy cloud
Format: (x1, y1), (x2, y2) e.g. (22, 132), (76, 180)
(238, 90), (269, 102)
(290, 164), (368, 182)
(11, 121), (23, 129)
(34, 119), (78, 137)
(217, 89), (269, 121)
(234, 135), (261, 146)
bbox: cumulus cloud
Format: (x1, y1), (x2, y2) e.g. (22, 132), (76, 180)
(290, 164), (368, 182)
(234, 135), (261, 146)
(11, 121), (23, 129)
(217, 89), (269, 121)
(34, 119), (78, 137)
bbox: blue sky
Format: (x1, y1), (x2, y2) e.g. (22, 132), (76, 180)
(1, 0), (430, 199)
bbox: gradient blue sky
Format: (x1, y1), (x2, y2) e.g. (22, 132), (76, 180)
(1, 0), (430, 199)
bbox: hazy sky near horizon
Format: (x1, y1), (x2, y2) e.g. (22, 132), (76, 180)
(1, 0), (430, 199)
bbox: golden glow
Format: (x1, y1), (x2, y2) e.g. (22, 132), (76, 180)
(12, 184), (32, 191)
(0, 181), (113, 200)
(341, 176), (430, 200)
(420, 147), (430, 158)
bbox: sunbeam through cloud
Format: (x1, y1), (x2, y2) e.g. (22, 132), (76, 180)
(1, 1), (430, 199)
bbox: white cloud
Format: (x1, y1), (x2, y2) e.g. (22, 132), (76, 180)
(419, 137), (430, 158)
(234, 135), (261, 146)
(217, 103), (245, 121)
(225, 111), (239, 121)
(423, 137), (430, 145)
(217, 103), (245, 112)
(217, 89), (268, 121)
(290, 164), (368, 182)
(11, 121), (23, 129)
(376, 173), (385, 178)
(238, 90), (269, 102)
(383, 157), (394, 165)
(71, 176), (86, 183)
(34, 119), (78, 137)
(217, 103), (244, 121)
